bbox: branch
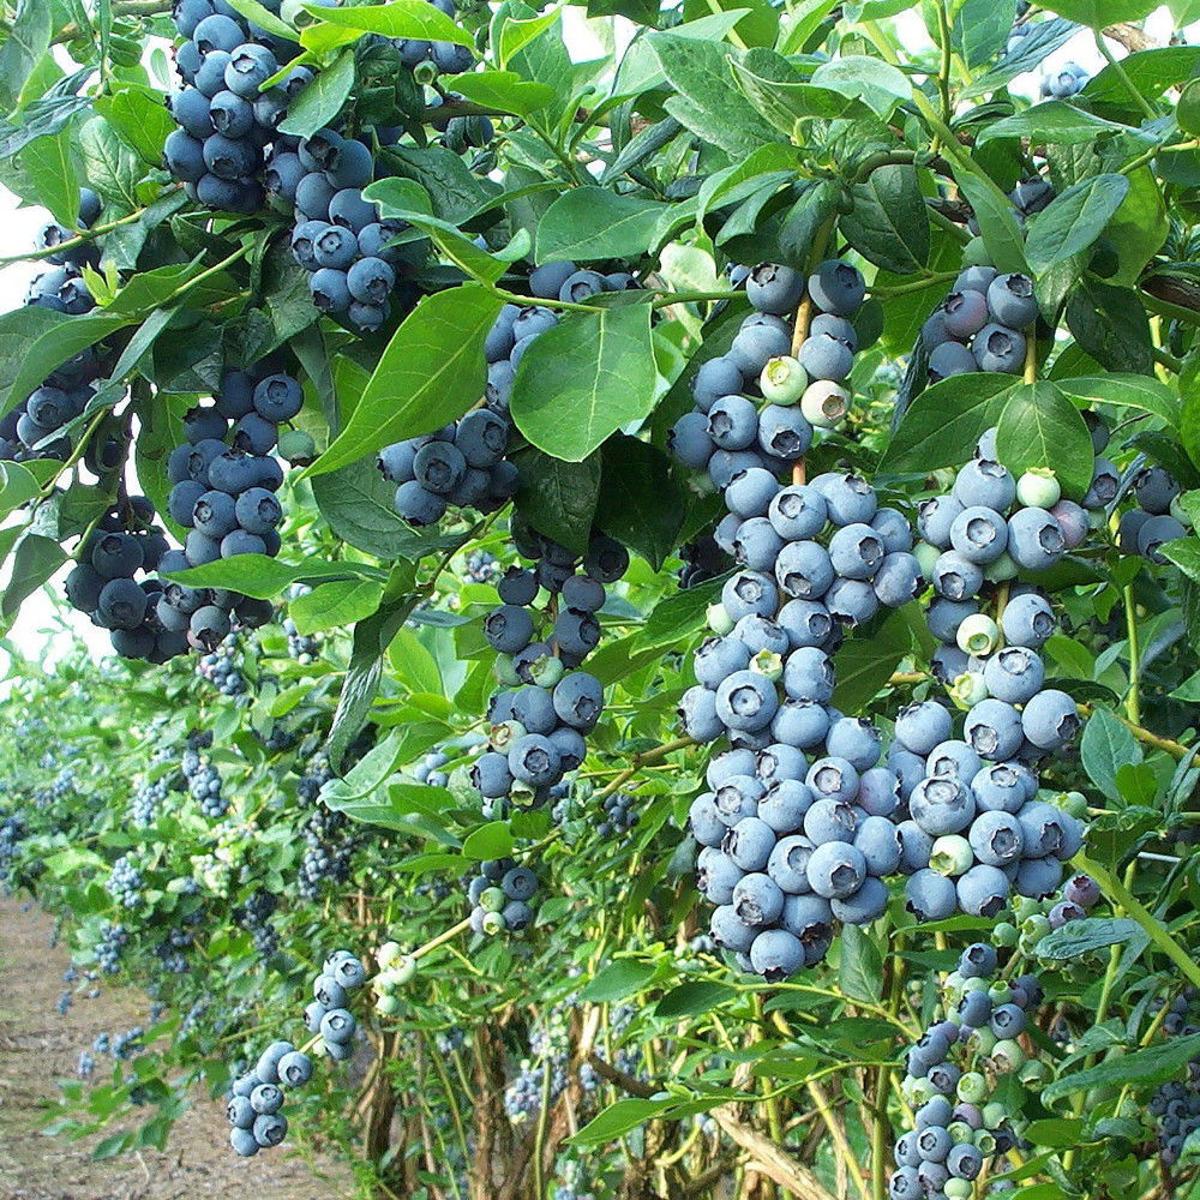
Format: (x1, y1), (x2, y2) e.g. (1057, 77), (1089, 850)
(54, 0), (171, 43)
(1103, 23), (1158, 54)
(585, 1050), (656, 1098)
(713, 1109), (839, 1200)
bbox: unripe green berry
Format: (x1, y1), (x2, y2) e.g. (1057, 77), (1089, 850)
(988, 982), (1013, 1005)
(1017, 468), (1061, 509)
(914, 540), (940, 580)
(391, 954), (417, 985)
(973, 1128), (997, 1155)
(760, 355), (808, 405)
(480, 886), (507, 913)
(992, 921), (1018, 947)
(931, 834), (973, 876)
(947, 1120), (973, 1144)
(278, 428), (317, 465)
(968, 1026), (997, 1056)
(949, 670), (988, 710)
(991, 1038), (1025, 1072)
(981, 1101), (1008, 1130)
(377, 940), (403, 968)
(800, 380), (849, 428)
(494, 655), (521, 686)
(944, 1179), (973, 1200)
(957, 1070), (987, 1103)
(489, 720), (526, 752)
(957, 613), (999, 656)
(1056, 790), (1088, 818)
(481, 910), (507, 935)
(707, 603), (735, 635)
(1021, 913), (1051, 941)
(529, 654), (564, 688)
(750, 649), (784, 681)
(983, 552), (1018, 583)
(1012, 895), (1040, 922)
(376, 992), (402, 1016)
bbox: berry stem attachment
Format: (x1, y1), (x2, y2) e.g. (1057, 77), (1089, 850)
(1022, 325), (1037, 386)
(1124, 582), (1142, 726)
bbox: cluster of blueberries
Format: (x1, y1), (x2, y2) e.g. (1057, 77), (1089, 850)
(991, 865), (1098, 959)
(466, 858), (540, 937)
(0, 809), (26, 890)
(285, 126), (420, 332)
(62, 496), (183, 663)
(890, 945), (1044, 1200)
(1150, 989), (1200, 1166)
(371, 940), (417, 1017)
(303, 950), (367, 1061)
(156, 362), (300, 655)
(921, 266), (1040, 381)
(233, 888), (280, 958)
(0, 191), (103, 463)
(227, 1034), (313, 1157)
(284, 615), (320, 663)
(1117, 465), (1190, 563)
(472, 529), (628, 814)
(1039, 61), (1089, 98)
(597, 791), (639, 838)
(295, 751), (363, 899)
(198, 633), (249, 696)
(96, 920), (129, 974)
(131, 754), (180, 826)
(183, 732), (229, 819)
(106, 856), (144, 909)
(465, 549), (501, 584)
(167, 0), (312, 215)
(669, 259), (867, 488)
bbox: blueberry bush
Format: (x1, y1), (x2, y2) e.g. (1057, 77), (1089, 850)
(3, 2), (1200, 1198)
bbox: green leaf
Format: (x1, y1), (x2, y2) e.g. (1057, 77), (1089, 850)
(304, 0), (473, 44)
(0, 0), (51, 111)
(226, 0), (294, 38)
(1037, 917), (1148, 961)
(839, 923), (883, 1003)
(636, 575), (725, 652)
(581, 960), (657, 1002)
(1038, 0), (1156, 26)
(306, 284), (502, 478)
(1, 533), (67, 623)
(1025, 175), (1130, 275)
(461, 821), (515, 859)
(951, 0), (1016, 68)
(0, 460), (43, 519)
(953, 167), (1030, 275)
(443, 70), (555, 116)
(511, 446), (602, 555)
(568, 1099), (674, 1146)
(840, 164), (929, 274)
(536, 187), (670, 264)
(655, 981), (735, 1018)
(289, 579), (385, 635)
(1056, 374), (1178, 429)
(78, 116), (141, 211)
(728, 50), (869, 132)
(976, 101), (1138, 147)
(881, 374), (1016, 475)
(1042, 1034), (1200, 1104)
(279, 49), (356, 138)
(963, 18), (1078, 100)
(1065, 280), (1152, 375)
(510, 304), (657, 462)
(832, 608), (915, 711)
(165, 554), (385, 599)
(1162, 537), (1200, 583)
(310, 455), (421, 559)
(1080, 708), (1142, 802)
(1085, 46), (1200, 109)
(647, 33), (784, 155)
(810, 55), (910, 118)
(498, 7), (562, 68)
(995, 381), (1094, 501)
(595, 435), (686, 570)
(383, 145), (500, 224)
(20, 130), (79, 228)
(94, 86), (177, 166)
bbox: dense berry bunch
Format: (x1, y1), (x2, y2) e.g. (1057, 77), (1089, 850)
(302, 950), (367, 1063)
(227, 1031), (313, 1158)
(465, 549), (501, 584)
(0, 810), (26, 887)
(597, 791), (639, 837)
(670, 258), (867, 484)
(64, 497), (181, 661)
(106, 856), (144, 908)
(371, 941), (417, 1017)
(890, 949), (1044, 1200)
(892, 431), (1089, 919)
(466, 858), (540, 937)
(1117, 464), (1190, 563)
(198, 633), (248, 695)
(472, 528), (627, 813)
(286, 126), (424, 333)
(131, 772), (175, 827)
(922, 265), (1040, 380)
(393, 0), (475, 74)
(234, 889), (279, 958)
(1150, 989), (1200, 1165)
(183, 745), (227, 820)
(167, 0), (310, 214)
(155, 361), (297, 656)
(298, 804), (361, 900)
(283, 616), (320, 663)
(96, 921), (128, 974)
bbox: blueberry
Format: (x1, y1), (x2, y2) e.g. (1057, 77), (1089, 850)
(828, 522), (885, 580)
(955, 265), (997, 294)
(707, 448), (762, 490)
(692, 356), (746, 411)
(208, 89), (254, 137)
(723, 816), (777, 871)
(715, 670), (779, 732)
(722, 570), (778, 620)
(1134, 466), (1180, 515)
(973, 323), (1026, 373)
(964, 698), (1024, 760)
(394, 481), (447, 526)
(725, 466), (779, 518)
(732, 519), (784, 571)
(854, 815), (902, 875)
(775, 540), (834, 600)
(799, 331), (854, 382)
(810, 472), (877, 526)
(1007, 507), (1065, 570)
(202, 133), (258, 181)
(757, 404), (812, 459)
(942, 289), (990, 339)
(528, 261), (576, 300)
(809, 312), (857, 351)
(807, 259), (865, 316)
(917, 495), (963, 549)
(1021, 688), (1079, 751)
(97, 578), (149, 630)
(770, 699), (830, 749)
(710, 904), (758, 953)
(927, 340), (976, 381)
(910, 776), (975, 836)
(295, 172), (336, 221)
(347, 256), (396, 306)
(746, 262), (805, 314)
(777, 599), (833, 649)
(986, 273), (1037, 327)
(806, 841), (867, 899)
(956, 863), (1009, 916)
(324, 138), (374, 190)
(1082, 456), (1119, 508)
(1138, 514), (1187, 563)
(230, 1126), (260, 1156)
(329, 187), (378, 233)
(825, 717), (881, 770)
(759, 781), (813, 834)
(164, 129), (207, 182)
(732, 871), (785, 925)
(800, 379), (850, 427)
(748, 928), (805, 980)
(906, 868), (957, 919)
(252, 1112), (288, 1148)
(707, 394), (758, 451)
(679, 685), (723, 741)
(781, 646), (834, 703)
(802, 793), (858, 840)
(92, 531), (144, 578)
(313, 224), (358, 270)
(558, 269), (605, 303)
(767, 485), (827, 540)
(309, 267), (351, 313)
(690, 795), (726, 847)
(949, 506), (1008, 564)
(728, 315), (791, 376)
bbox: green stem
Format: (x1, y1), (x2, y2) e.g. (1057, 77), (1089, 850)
(650, 289), (740, 310)
(0, 198), (178, 269)
(1075, 854), (1200, 991)
(1094, 31), (1157, 122)
(1124, 582), (1141, 726)
(926, 204), (973, 245)
(869, 271), (958, 298)
(533, 1056), (551, 1199)
(52, 0), (171, 43)
(934, 0), (954, 127)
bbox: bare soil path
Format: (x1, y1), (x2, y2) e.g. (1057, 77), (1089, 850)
(0, 894), (354, 1199)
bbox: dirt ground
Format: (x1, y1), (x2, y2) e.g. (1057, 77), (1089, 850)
(0, 894), (353, 1200)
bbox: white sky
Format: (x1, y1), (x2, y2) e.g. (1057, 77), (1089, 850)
(0, 7), (1185, 672)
